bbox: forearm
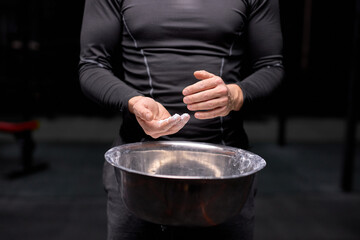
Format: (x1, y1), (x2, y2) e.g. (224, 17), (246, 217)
(79, 64), (142, 112)
(238, 62), (284, 103)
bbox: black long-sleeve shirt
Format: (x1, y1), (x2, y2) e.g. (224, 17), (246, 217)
(79, 0), (284, 147)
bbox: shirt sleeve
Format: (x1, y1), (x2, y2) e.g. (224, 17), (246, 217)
(78, 0), (142, 112)
(238, 0), (285, 103)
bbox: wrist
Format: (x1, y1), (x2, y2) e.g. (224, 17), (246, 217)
(128, 96), (144, 113)
(228, 84), (244, 111)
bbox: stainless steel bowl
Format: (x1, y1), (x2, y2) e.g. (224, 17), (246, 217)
(105, 141), (266, 227)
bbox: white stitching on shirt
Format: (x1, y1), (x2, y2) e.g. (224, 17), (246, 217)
(219, 57), (225, 77)
(121, 15), (154, 98)
(122, 16), (138, 49)
(141, 49), (154, 98)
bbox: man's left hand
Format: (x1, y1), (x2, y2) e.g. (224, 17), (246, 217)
(182, 70), (244, 119)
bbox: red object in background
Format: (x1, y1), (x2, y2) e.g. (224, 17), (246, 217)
(0, 120), (46, 178)
(0, 120), (39, 133)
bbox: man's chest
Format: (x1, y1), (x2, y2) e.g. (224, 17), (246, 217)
(121, 0), (248, 45)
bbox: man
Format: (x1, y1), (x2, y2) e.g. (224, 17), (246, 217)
(79, 0), (284, 239)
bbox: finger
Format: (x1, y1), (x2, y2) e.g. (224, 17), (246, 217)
(187, 96), (228, 111)
(194, 106), (228, 120)
(151, 115), (183, 138)
(157, 114), (181, 129)
(182, 71), (218, 96)
(137, 116), (180, 139)
(165, 113), (190, 135)
(183, 77), (221, 96)
(183, 83), (229, 105)
(153, 113), (190, 137)
(193, 70), (215, 80)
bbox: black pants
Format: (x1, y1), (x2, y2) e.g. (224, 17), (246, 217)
(103, 160), (256, 240)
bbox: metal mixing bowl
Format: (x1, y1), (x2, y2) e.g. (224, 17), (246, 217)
(105, 141), (266, 227)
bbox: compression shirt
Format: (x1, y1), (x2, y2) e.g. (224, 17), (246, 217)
(79, 0), (284, 146)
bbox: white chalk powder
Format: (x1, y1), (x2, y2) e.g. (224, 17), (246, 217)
(158, 113), (190, 125)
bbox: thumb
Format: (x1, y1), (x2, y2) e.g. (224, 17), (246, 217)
(193, 70), (215, 80)
(133, 101), (154, 121)
(136, 108), (153, 121)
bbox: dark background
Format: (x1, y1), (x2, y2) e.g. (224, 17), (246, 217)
(0, 0), (358, 119)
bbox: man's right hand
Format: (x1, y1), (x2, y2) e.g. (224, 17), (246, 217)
(128, 96), (190, 139)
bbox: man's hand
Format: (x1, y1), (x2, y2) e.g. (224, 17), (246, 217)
(182, 70), (244, 119)
(128, 96), (190, 139)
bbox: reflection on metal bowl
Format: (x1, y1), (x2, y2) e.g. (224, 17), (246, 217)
(105, 141), (266, 227)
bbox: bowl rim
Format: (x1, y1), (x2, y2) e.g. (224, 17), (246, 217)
(104, 141), (266, 180)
